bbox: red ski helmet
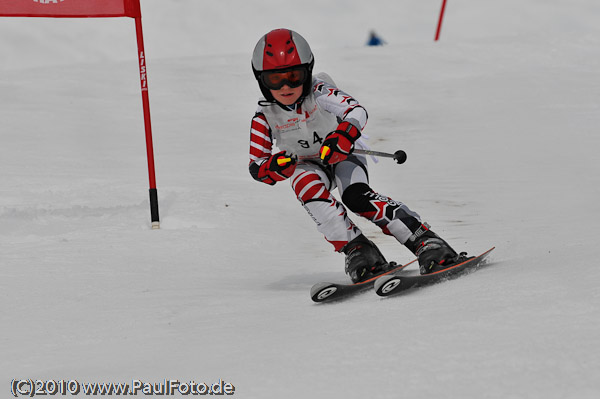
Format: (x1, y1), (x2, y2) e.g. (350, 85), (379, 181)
(252, 29), (314, 103)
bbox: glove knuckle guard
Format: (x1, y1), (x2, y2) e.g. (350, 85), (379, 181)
(259, 151), (297, 183)
(320, 121), (360, 165)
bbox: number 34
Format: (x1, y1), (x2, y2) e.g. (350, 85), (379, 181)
(298, 132), (324, 148)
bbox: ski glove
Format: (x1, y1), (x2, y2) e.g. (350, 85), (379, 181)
(320, 121), (361, 165)
(257, 151), (298, 185)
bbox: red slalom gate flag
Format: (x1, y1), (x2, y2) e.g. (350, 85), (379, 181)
(0, 0), (160, 228)
(0, 0), (141, 18)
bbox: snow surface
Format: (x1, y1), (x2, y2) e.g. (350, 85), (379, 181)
(2, 0), (600, 398)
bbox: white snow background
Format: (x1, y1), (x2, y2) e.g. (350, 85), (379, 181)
(1, 0), (599, 398)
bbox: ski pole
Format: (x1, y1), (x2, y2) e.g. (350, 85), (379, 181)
(354, 149), (407, 164)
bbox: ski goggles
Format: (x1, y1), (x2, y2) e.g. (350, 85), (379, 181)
(260, 67), (308, 90)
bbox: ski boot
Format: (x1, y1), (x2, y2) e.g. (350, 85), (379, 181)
(343, 234), (388, 283)
(405, 227), (460, 275)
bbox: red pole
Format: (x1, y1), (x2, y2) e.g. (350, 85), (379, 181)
(435, 0), (448, 41)
(134, 16), (160, 229)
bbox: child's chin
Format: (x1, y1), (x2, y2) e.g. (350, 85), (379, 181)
(278, 96), (298, 105)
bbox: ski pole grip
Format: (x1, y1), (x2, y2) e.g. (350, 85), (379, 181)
(277, 157), (292, 167)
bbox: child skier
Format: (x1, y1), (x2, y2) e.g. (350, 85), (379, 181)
(248, 28), (458, 282)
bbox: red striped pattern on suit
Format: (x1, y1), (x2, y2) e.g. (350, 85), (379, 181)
(292, 170), (331, 203)
(249, 113), (272, 165)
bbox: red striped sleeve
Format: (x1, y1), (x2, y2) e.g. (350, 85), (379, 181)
(249, 113), (276, 184)
(249, 113), (272, 164)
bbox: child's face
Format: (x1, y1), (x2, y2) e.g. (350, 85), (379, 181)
(270, 85), (303, 106)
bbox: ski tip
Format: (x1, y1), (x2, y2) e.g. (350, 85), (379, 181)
(476, 247), (496, 264)
(483, 246), (496, 255)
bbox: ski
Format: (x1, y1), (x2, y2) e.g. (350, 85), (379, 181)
(374, 247), (495, 297)
(310, 259), (417, 303)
